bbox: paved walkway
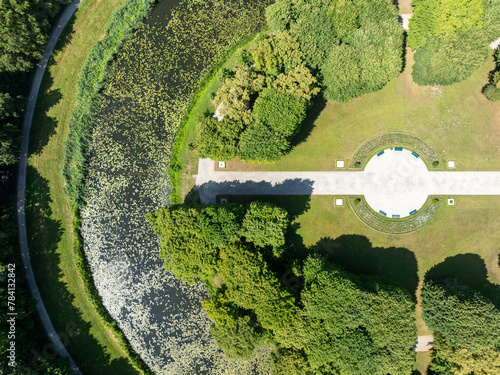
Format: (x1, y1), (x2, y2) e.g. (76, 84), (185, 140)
(17, 1), (82, 373)
(195, 156), (500, 212)
(415, 335), (434, 352)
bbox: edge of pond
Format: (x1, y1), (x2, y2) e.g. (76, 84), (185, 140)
(168, 31), (266, 204)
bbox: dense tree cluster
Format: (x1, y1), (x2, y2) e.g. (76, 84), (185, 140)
(409, 0), (499, 85)
(422, 279), (500, 374)
(197, 48), (319, 163)
(196, 0), (403, 163)
(147, 202), (417, 373)
(0, 209), (71, 374)
(484, 49), (500, 101)
(0, 1), (73, 373)
(0, 0), (69, 167)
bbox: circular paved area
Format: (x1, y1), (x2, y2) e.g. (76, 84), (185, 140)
(364, 148), (429, 218)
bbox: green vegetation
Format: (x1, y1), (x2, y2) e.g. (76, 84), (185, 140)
(194, 0), (403, 164)
(0, 0), (69, 168)
(225, 50), (499, 173)
(408, 0), (499, 85)
(422, 279), (500, 374)
(267, 0), (403, 102)
(63, 0), (156, 209)
(147, 202), (417, 374)
(196, 39), (319, 163)
(0, 0), (70, 72)
(484, 49), (500, 101)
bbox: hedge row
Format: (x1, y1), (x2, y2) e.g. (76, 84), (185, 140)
(349, 131), (441, 169)
(349, 196), (442, 234)
(62, 0), (156, 374)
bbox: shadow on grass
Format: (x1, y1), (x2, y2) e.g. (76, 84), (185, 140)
(313, 235), (419, 295)
(25, 166), (138, 375)
(425, 253), (500, 308)
(290, 98), (326, 149)
(30, 74), (63, 155)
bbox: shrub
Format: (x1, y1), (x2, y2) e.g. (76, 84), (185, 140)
(432, 198), (439, 205)
(432, 160), (440, 167)
(412, 31), (489, 86)
(484, 70), (500, 102)
(484, 84), (500, 101)
(253, 87), (307, 137)
(196, 116), (245, 160)
(354, 198), (361, 205)
(238, 122), (290, 163)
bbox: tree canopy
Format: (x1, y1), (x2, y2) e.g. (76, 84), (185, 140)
(147, 202), (417, 373)
(409, 0), (497, 85)
(422, 279), (500, 352)
(196, 0), (403, 164)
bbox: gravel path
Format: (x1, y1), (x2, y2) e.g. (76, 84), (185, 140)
(16, 1), (82, 373)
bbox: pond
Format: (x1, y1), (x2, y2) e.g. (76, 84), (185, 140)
(81, 0), (273, 373)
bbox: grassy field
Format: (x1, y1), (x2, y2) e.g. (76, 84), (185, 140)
(25, 0), (141, 373)
(225, 49), (500, 172)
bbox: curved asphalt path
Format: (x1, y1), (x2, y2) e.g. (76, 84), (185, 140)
(17, 1), (82, 373)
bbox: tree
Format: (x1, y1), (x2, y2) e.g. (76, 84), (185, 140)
(218, 243), (295, 331)
(272, 65), (320, 100)
(241, 201), (289, 257)
(252, 87), (307, 138)
(408, 0), (484, 50)
(214, 65), (265, 124)
(422, 279), (500, 351)
(146, 205), (218, 284)
(0, 0), (70, 72)
(412, 31), (489, 86)
(202, 291), (265, 359)
(196, 116), (244, 160)
(238, 121), (290, 164)
(251, 31), (304, 76)
(268, 348), (314, 375)
(0, 122), (19, 166)
(431, 333), (500, 375)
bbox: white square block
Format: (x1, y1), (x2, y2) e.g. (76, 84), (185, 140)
(218, 161), (226, 169)
(335, 198), (344, 206)
(336, 160), (345, 168)
(447, 160), (455, 168)
(447, 198), (455, 206)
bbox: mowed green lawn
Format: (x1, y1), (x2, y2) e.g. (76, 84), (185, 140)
(26, 0), (139, 373)
(227, 49), (500, 172)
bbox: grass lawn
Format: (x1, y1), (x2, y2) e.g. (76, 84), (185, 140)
(25, 0), (140, 373)
(225, 49), (500, 172)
